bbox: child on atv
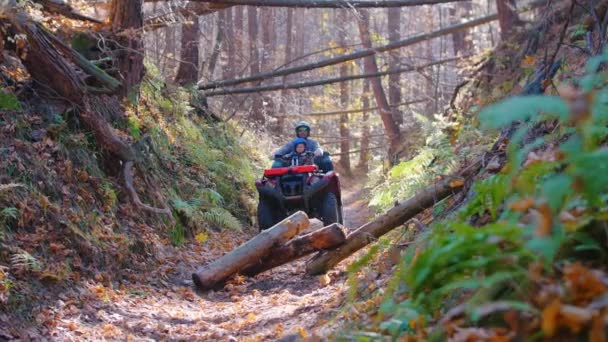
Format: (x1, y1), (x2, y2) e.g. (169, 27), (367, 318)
(271, 121), (334, 171)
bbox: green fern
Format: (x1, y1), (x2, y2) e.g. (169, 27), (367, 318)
(202, 207), (241, 230)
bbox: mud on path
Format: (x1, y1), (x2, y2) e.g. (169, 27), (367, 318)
(40, 180), (373, 341)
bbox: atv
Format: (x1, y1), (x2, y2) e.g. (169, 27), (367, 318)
(256, 152), (343, 231)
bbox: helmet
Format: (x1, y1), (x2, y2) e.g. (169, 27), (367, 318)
(293, 137), (307, 148)
(294, 121), (311, 136)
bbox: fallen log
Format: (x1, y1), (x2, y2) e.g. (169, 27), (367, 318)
(305, 160), (483, 275)
(241, 223), (348, 277)
(192, 211), (309, 290)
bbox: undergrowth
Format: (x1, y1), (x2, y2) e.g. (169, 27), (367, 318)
(342, 51), (608, 340)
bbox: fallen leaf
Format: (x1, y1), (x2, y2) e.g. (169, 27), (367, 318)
(319, 274), (331, 286)
(509, 198), (535, 212)
(448, 179), (464, 188)
(541, 298), (561, 337)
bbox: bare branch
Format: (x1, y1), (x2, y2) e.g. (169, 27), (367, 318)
(203, 57), (461, 96)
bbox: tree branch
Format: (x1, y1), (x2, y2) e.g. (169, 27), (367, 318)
(303, 99), (427, 116)
(203, 57), (461, 96)
(147, 0), (469, 8)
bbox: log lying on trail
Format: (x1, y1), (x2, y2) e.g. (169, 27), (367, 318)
(306, 159), (483, 275)
(241, 223), (348, 277)
(192, 211), (310, 290)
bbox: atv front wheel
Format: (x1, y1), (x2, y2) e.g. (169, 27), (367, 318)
(257, 200), (280, 231)
(319, 192), (339, 225)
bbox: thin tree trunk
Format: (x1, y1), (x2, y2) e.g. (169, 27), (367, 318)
(203, 57), (460, 96)
(175, 18), (201, 85)
(496, 0), (519, 38)
(278, 8), (294, 135)
(199, 12), (505, 90)
(358, 79), (371, 170)
(357, 9), (401, 163)
(110, 0), (144, 96)
(338, 9), (351, 175)
(207, 13), (224, 79)
(248, 6), (265, 123)
(174, 0), (475, 8)
(387, 7), (403, 125)
(234, 6), (244, 72)
(450, 1), (473, 55)
(223, 8), (235, 78)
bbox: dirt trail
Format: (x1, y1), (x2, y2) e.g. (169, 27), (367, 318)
(45, 180), (373, 341)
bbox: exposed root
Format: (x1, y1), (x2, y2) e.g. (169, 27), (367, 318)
(123, 161), (174, 221)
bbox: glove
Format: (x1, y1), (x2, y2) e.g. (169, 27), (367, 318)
(314, 148), (323, 157)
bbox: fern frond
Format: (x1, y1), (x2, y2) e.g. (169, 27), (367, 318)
(1, 207), (19, 220)
(10, 251), (42, 272)
(202, 208), (241, 230)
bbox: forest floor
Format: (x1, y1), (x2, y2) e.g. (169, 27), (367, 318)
(29, 177), (374, 341)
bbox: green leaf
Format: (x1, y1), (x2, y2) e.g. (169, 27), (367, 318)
(479, 96), (569, 130)
(0, 92), (21, 110)
(541, 174), (573, 212)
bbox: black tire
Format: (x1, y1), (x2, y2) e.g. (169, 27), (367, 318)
(319, 192), (339, 225)
(257, 200), (279, 231)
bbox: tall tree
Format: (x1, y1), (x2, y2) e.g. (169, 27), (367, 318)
(207, 13), (225, 79)
(387, 7), (403, 125)
(338, 9), (351, 174)
(223, 8), (235, 78)
(358, 79), (371, 171)
(248, 6), (265, 123)
(278, 8), (294, 134)
(175, 18), (201, 85)
(449, 2), (473, 55)
(110, 0), (144, 96)
(357, 9), (401, 164)
(234, 6), (244, 73)
(496, 0), (519, 38)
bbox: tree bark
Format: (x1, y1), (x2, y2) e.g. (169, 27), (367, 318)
(450, 1), (473, 55)
(175, 18), (201, 85)
(234, 6), (244, 72)
(387, 7), (403, 125)
(207, 13), (224, 79)
(222, 8), (235, 78)
(277, 8), (294, 135)
(306, 160), (482, 275)
(192, 211), (310, 290)
(110, 0), (144, 96)
(357, 9), (401, 163)
(199, 12), (500, 90)
(203, 57), (461, 96)
(338, 9), (351, 175)
(166, 0), (471, 8)
(241, 223), (348, 277)
(496, 0), (519, 38)
(34, 0), (102, 23)
(358, 79), (371, 170)
(248, 6), (265, 124)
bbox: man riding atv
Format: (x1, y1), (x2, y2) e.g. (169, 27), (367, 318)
(271, 121), (334, 172)
(256, 121), (341, 230)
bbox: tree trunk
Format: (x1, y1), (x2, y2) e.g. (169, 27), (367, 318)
(358, 79), (371, 170)
(306, 160), (482, 275)
(175, 18), (201, 85)
(338, 9), (351, 175)
(387, 7), (403, 125)
(450, 1), (473, 55)
(174, 0), (479, 8)
(357, 9), (401, 164)
(192, 211), (310, 290)
(277, 8), (294, 135)
(234, 6), (244, 72)
(496, 0), (519, 38)
(207, 13), (224, 79)
(248, 6), (265, 124)
(110, 0), (144, 96)
(223, 8), (235, 78)
(241, 223), (348, 277)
